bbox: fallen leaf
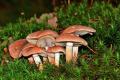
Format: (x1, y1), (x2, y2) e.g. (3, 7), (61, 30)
(48, 16), (58, 29)
(89, 18), (99, 23)
(8, 37), (14, 44)
(81, 54), (88, 59)
(1, 48), (9, 66)
(0, 40), (8, 47)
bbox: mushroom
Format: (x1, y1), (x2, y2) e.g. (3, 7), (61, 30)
(26, 30), (59, 63)
(47, 45), (65, 67)
(26, 30), (58, 45)
(56, 34), (88, 63)
(62, 25), (96, 36)
(21, 43), (46, 70)
(61, 25), (96, 62)
(36, 35), (56, 64)
(34, 30), (58, 63)
(26, 31), (42, 45)
(9, 39), (27, 59)
(37, 30), (59, 38)
(36, 35), (55, 48)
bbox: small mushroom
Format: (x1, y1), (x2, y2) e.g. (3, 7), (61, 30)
(37, 35), (55, 48)
(38, 30), (59, 38)
(47, 45), (65, 67)
(26, 31), (42, 45)
(56, 34), (87, 63)
(35, 30), (59, 63)
(26, 30), (59, 63)
(36, 35), (56, 64)
(21, 43), (46, 70)
(26, 30), (58, 45)
(62, 25), (96, 62)
(8, 39), (27, 59)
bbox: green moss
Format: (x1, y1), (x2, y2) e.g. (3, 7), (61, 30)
(0, 1), (120, 80)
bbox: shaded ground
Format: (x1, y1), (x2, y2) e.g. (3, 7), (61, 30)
(0, 0), (53, 25)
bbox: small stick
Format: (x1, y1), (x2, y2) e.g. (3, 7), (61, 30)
(1, 48), (9, 65)
(86, 46), (97, 54)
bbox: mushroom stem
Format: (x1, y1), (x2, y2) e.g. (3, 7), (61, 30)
(38, 63), (43, 71)
(45, 47), (48, 50)
(66, 42), (73, 63)
(73, 46), (79, 62)
(72, 34), (79, 62)
(55, 53), (60, 67)
(28, 57), (34, 64)
(42, 47), (48, 63)
(46, 47), (55, 64)
(48, 55), (55, 64)
(43, 57), (47, 63)
(32, 54), (42, 67)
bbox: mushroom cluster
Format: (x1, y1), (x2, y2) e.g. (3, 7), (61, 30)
(8, 25), (96, 70)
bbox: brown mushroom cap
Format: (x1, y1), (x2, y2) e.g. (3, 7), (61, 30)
(26, 31), (42, 39)
(26, 30), (59, 45)
(47, 45), (65, 58)
(37, 35), (55, 47)
(9, 39), (27, 58)
(22, 43), (36, 49)
(21, 43), (46, 57)
(56, 34), (88, 46)
(26, 31), (42, 45)
(39, 30), (59, 38)
(62, 25), (96, 35)
(47, 45), (65, 53)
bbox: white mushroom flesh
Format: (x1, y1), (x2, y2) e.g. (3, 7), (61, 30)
(55, 53), (60, 67)
(66, 42), (73, 62)
(73, 46), (79, 62)
(75, 31), (89, 36)
(32, 54), (42, 67)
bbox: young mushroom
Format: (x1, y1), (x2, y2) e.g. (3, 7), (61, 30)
(9, 39), (27, 59)
(26, 31), (42, 45)
(47, 45), (65, 67)
(36, 35), (56, 64)
(26, 30), (58, 46)
(21, 43), (46, 70)
(56, 34), (88, 63)
(35, 30), (59, 64)
(26, 30), (59, 63)
(36, 35), (55, 48)
(61, 25), (96, 62)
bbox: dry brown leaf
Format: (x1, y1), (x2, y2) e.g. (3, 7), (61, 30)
(48, 16), (58, 29)
(89, 18), (99, 23)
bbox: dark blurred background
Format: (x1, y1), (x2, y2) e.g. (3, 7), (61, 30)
(0, 0), (120, 25)
(0, 0), (54, 25)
